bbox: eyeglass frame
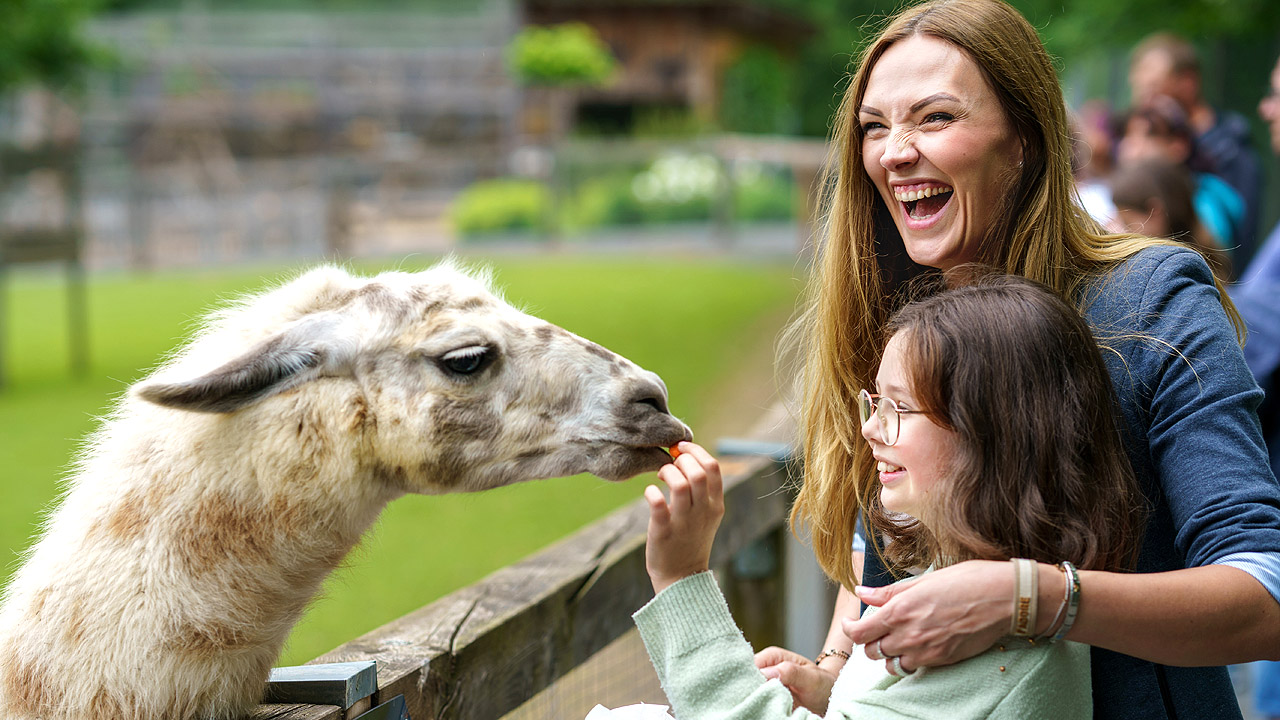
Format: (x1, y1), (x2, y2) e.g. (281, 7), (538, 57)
(858, 389), (926, 446)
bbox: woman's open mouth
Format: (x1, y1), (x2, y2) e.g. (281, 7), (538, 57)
(894, 184), (954, 228)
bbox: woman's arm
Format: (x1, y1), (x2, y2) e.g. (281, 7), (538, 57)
(1068, 564), (1280, 666)
(847, 560), (1280, 671)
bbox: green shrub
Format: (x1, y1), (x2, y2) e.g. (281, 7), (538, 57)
(451, 178), (549, 239)
(627, 152), (718, 223)
(563, 154), (794, 229)
(508, 23), (616, 87)
(733, 162), (795, 222)
(719, 45), (797, 135)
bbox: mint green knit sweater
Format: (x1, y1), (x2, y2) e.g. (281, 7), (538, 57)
(632, 571), (1091, 719)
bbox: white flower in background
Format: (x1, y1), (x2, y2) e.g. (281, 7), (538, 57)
(631, 152), (720, 205)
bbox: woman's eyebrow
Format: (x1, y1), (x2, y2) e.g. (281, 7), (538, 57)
(859, 93), (960, 118)
(911, 92), (959, 113)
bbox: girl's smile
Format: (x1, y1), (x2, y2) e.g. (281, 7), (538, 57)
(862, 331), (960, 521)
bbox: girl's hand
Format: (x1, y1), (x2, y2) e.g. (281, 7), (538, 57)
(644, 442), (724, 595)
(842, 560), (1012, 673)
(753, 647), (838, 714)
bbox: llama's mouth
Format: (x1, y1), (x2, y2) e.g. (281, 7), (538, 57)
(586, 425), (692, 482)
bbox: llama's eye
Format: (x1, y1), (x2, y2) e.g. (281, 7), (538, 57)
(438, 346), (493, 376)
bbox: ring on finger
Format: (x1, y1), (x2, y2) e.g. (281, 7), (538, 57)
(870, 640), (886, 661)
(890, 656), (915, 678)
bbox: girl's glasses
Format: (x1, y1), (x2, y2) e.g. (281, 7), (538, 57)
(858, 389), (925, 446)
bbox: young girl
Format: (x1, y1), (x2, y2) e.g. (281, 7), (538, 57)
(634, 275), (1146, 719)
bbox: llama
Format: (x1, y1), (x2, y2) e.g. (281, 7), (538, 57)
(0, 261), (691, 720)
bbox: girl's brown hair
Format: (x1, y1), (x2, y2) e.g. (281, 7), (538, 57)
(870, 274), (1145, 572)
(788, 0), (1242, 590)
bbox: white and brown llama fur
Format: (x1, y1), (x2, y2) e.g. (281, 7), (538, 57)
(0, 261), (690, 720)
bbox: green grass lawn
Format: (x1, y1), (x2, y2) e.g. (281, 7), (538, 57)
(0, 255), (801, 664)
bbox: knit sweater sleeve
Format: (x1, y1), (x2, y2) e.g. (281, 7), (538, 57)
(632, 571), (827, 720)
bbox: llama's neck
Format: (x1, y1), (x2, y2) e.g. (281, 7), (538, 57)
(0, 390), (397, 720)
(21, 395), (394, 667)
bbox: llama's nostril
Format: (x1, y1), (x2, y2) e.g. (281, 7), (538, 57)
(637, 395), (668, 415)
(626, 374), (671, 416)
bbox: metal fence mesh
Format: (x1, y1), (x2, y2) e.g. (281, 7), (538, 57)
(501, 629), (667, 720)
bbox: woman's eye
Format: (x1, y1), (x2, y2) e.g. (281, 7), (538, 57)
(860, 120), (887, 135)
(923, 112), (954, 124)
(438, 346), (493, 376)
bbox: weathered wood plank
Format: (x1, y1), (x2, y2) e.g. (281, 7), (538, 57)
(248, 703), (342, 720)
(254, 416), (795, 720)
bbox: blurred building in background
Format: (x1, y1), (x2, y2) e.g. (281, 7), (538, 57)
(0, 0), (816, 271)
(77, 0), (519, 268)
(522, 0), (812, 138)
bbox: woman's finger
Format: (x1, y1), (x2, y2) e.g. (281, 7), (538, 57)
(843, 609), (890, 647)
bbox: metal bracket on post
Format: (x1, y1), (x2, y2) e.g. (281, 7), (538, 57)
(715, 438), (795, 464)
(351, 695), (408, 720)
(265, 661), (378, 717)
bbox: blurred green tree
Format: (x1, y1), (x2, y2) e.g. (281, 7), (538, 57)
(0, 0), (109, 93)
(719, 45), (798, 135)
(753, 0), (1280, 136)
(507, 22), (617, 87)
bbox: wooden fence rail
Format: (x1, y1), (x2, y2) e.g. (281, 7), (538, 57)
(251, 411), (800, 720)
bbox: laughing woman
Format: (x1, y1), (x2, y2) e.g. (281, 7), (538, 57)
(732, 0), (1280, 719)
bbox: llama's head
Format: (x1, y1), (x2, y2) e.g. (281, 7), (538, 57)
(132, 261), (692, 492)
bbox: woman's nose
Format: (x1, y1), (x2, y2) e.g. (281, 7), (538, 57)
(879, 130), (919, 170)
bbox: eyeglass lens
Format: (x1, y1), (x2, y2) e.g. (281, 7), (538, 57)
(859, 390), (899, 445)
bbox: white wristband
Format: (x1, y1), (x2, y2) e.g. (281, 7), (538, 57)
(1010, 558), (1038, 637)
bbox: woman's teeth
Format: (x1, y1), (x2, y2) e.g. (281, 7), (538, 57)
(893, 186), (951, 202)
(877, 461), (902, 472)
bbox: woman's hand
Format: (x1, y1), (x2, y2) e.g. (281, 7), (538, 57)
(644, 442), (724, 595)
(843, 560), (1013, 673)
(753, 647), (838, 714)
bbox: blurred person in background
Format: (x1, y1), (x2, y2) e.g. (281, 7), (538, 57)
(1072, 100), (1121, 228)
(1109, 157), (1232, 281)
(1239, 48), (1280, 720)
(1117, 96), (1246, 261)
(1129, 32), (1262, 262)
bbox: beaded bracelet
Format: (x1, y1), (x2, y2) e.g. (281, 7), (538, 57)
(1036, 562), (1072, 642)
(814, 648), (851, 664)
(1050, 560), (1081, 642)
(1010, 558), (1038, 637)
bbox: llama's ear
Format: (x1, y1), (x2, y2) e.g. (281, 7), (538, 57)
(135, 314), (358, 413)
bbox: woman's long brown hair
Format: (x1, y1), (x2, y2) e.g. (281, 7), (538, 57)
(786, 0), (1242, 590)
